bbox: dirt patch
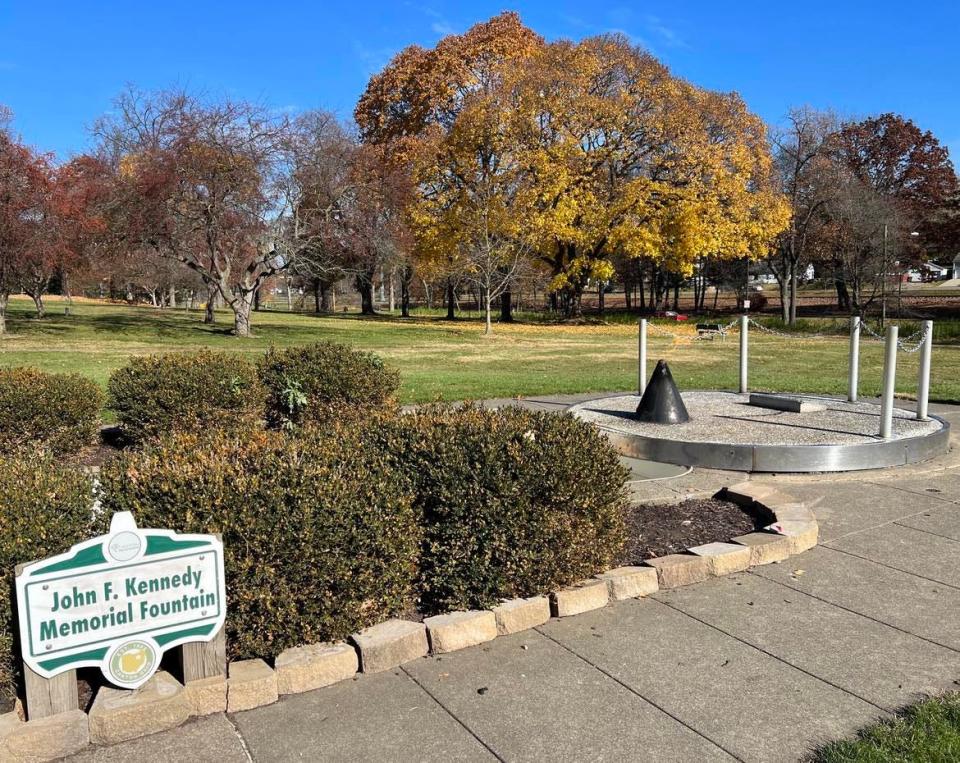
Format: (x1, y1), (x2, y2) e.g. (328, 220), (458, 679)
(60, 427), (126, 470)
(617, 497), (773, 565)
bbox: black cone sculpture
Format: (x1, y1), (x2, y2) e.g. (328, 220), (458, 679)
(636, 360), (690, 424)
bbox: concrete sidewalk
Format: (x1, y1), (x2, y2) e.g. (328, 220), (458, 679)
(67, 397), (960, 762)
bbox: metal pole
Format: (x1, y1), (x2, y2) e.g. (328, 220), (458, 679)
(881, 223), (888, 329)
(638, 318), (648, 395)
(739, 315), (748, 394)
(916, 320), (933, 421)
(848, 315), (861, 402)
(879, 324), (898, 439)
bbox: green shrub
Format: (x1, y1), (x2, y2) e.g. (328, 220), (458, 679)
(387, 405), (629, 613)
(0, 456), (94, 702)
(108, 351), (265, 443)
(97, 425), (419, 661)
(0, 368), (104, 455)
(258, 342), (400, 429)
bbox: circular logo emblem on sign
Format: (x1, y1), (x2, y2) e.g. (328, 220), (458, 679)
(107, 640), (156, 686)
(107, 532), (142, 562)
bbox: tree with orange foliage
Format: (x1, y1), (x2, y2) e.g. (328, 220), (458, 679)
(356, 12), (542, 323)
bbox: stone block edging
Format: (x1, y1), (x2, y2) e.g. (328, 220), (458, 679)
(1, 481), (817, 761)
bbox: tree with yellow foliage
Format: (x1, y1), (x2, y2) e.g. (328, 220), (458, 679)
(512, 34), (790, 315)
(358, 15), (789, 321)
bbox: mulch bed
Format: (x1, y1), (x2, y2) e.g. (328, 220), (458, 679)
(617, 497), (773, 566)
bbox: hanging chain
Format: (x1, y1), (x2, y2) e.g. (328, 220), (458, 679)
(642, 316), (929, 352)
(745, 317), (831, 339)
(645, 317), (740, 338)
(860, 320), (926, 351)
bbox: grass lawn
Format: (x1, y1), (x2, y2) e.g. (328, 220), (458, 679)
(3, 295), (960, 406)
(813, 693), (960, 762)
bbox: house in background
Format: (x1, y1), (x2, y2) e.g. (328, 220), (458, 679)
(954, 254), (960, 280)
(748, 262), (815, 285)
(906, 261), (950, 282)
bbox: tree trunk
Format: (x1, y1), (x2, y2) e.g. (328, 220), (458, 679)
(778, 276), (788, 322)
(168, 284), (177, 309)
(204, 282), (219, 324)
(400, 266), (412, 318)
(835, 279), (850, 312)
(357, 274), (376, 315)
(789, 266), (799, 325)
(388, 269), (395, 313)
(484, 289), (493, 335)
(500, 289), (513, 322)
(421, 278), (432, 309)
(445, 278), (455, 320)
(253, 285), (262, 312)
(29, 291), (45, 318)
(0, 292), (7, 334)
(598, 283), (605, 314)
(569, 285), (583, 318)
(232, 292), (254, 337)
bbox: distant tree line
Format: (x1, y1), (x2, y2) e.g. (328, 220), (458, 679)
(1, 13), (957, 336)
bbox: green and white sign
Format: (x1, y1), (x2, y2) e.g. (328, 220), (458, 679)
(15, 512), (226, 689)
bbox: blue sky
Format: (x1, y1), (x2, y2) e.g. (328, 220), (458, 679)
(2, 1), (958, 160)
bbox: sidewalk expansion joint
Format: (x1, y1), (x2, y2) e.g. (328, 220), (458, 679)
(652, 597), (892, 715)
(864, 480), (960, 504)
(892, 520), (960, 544)
(399, 665), (506, 762)
(818, 499), (960, 546)
(747, 568), (960, 655)
(820, 544), (960, 592)
(533, 626), (744, 762)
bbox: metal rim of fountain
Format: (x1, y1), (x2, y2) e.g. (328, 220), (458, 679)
(570, 392), (951, 473)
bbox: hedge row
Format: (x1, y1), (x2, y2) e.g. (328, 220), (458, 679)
(259, 343), (399, 430)
(379, 405), (629, 613)
(0, 455), (95, 704)
(97, 424), (419, 660)
(107, 350), (266, 444)
(108, 342), (399, 443)
(92, 406), (628, 662)
(0, 342), (399, 455)
(0, 368), (103, 455)
(0, 363), (627, 695)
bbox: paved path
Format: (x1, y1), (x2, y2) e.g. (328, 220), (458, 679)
(68, 396), (960, 762)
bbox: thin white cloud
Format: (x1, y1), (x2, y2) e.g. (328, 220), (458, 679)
(351, 41), (400, 75)
(553, 10), (688, 55)
(431, 21), (455, 36)
(644, 15), (688, 49)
